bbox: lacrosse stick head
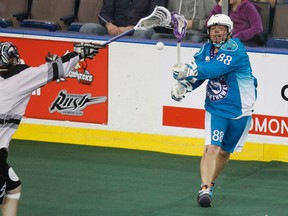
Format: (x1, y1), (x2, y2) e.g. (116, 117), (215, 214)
(171, 12), (187, 42)
(135, 6), (172, 30)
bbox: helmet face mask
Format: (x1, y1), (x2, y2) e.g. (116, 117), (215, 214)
(208, 25), (230, 48)
(207, 14), (234, 48)
(0, 42), (20, 68)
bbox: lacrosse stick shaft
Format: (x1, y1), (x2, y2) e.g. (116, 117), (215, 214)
(172, 9), (186, 88)
(177, 42), (181, 87)
(177, 0), (183, 66)
(178, 0), (183, 13)
(101, 29), (135, 46)
(177, 42), (181, 66)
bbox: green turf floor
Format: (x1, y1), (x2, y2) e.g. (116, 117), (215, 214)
(7, 140), (288, 216)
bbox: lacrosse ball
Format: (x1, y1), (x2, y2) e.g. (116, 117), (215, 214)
(156, 42), (164, 50)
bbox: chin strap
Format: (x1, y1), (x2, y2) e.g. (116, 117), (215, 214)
(212, 41), (226, 48)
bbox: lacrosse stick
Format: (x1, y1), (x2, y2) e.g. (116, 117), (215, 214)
(101, 6), (171, 46)
(171, 12), (187, 87)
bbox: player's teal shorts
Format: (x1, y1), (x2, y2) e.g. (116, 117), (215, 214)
(204, 111), (252, 153)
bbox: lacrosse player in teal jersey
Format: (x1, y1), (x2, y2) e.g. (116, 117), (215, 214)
(171, 14), (258, 207)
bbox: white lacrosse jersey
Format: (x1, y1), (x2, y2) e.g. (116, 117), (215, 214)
(0, 52), (80, 150)
(192, 38), (258, 119)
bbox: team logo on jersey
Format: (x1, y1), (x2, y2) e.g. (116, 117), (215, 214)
(220, 39), (238, 51)
(206, 76), (229, 101)
(49, 90), (107, 116)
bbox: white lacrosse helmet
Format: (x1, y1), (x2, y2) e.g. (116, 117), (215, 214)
(207, 14), (233, 35)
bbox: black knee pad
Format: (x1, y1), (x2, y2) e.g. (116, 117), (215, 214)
(0, 148), (21, 204)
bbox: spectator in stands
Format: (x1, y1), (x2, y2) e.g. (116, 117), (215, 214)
(209, 0), (263, 46)
(151, 0), (216, 42)
(80, 0), (166, 39)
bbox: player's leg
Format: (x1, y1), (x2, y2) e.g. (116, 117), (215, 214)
(213, 114), (252, 178)
(223, 116), (252, 153)
(209, 115), (252, 202)
(197, 111), (228, 207)
(198, 114), (252, 207)
(211, 115), (252, 183)
(2, 185), (21, 216)
(211, 149), (230, 183)
(0, 149), (21, 216)
(200, 145), (221, 187)
(198, 145), (221, 207)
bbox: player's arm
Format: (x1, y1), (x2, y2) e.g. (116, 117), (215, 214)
(173, 47), (247, 81)
(48, 42), (101, 79)
(16, 43), (100, 94)
(196, 52), (241, 80)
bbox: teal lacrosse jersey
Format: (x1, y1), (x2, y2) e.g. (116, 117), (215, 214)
(193, 38), (258, 119)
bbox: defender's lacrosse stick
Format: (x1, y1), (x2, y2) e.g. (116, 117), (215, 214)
(101, 6), (171, 46)
(171, 12), (187, 87)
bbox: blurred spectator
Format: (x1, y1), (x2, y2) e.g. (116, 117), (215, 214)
(210, 0), (263, 46)
(250, 0), (276, 39)
(80, 0), (166, 39)
(151, 0), (216, 42)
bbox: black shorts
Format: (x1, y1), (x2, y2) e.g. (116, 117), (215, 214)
(0, 148), (21, 203)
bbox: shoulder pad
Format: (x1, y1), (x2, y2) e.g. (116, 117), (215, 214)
(220, 39), (239, 52)
(1, 64), (30, 79)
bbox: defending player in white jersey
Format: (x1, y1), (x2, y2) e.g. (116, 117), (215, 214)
(171, 14), (258, 207)
(0, 41), (100, 215)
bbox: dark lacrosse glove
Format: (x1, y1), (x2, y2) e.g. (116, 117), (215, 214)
(73, 42), (103, 60)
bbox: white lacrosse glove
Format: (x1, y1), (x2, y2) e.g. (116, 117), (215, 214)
(74, 42), (103, 60)
(171, 80), (193, 102)
(173, 62), (198, 82)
